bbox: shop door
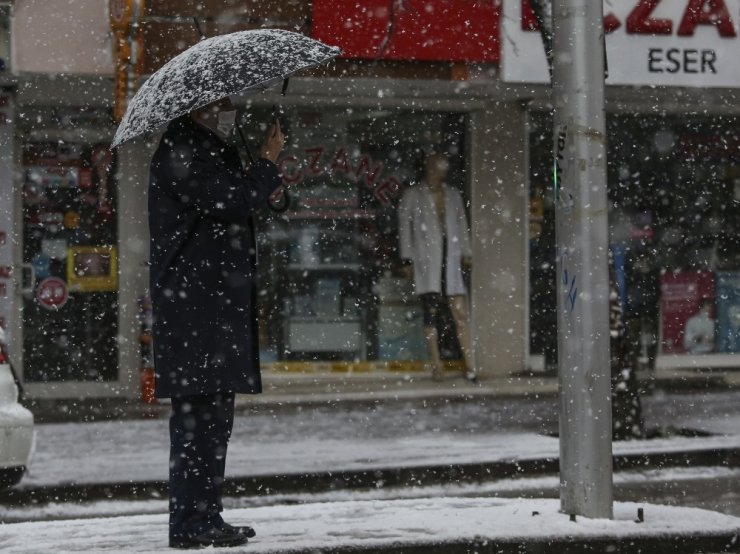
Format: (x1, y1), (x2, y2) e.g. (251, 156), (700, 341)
(21, 139), (119, 385)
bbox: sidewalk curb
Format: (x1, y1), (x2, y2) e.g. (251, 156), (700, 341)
(22, 374), (740, 424)
(3, 447), (739, 508)
(25, 386), (558, 424)
(266, 534), (740, 554)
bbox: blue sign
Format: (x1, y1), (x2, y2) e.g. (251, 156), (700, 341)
(716, 272), (740, 353)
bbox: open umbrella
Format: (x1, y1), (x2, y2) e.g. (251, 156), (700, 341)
(111, 29), (340, 149)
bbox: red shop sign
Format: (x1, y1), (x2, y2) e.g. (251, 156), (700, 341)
(312, 0), (500, 63)
(37, 277), (69, 311)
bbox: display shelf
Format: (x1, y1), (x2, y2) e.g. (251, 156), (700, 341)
(271, 214), (373, 360)
(287, 263), (361, 271)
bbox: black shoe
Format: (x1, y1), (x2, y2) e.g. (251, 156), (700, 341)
(169, 526), (248, 549)
(220, 521), (256, 539)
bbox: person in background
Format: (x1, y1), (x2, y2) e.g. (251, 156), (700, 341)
(398, 150), (477, 383)
(149, 97), (284, 549)
(683, 297), (716, 354)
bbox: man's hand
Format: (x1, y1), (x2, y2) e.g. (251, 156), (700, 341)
(259, 119), (285, 163)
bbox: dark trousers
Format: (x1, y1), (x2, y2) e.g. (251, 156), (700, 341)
(169, 392), (235, 538)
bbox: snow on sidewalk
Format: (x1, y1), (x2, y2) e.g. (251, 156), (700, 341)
(1, 497), (739, 553)
(19, 415), (740, 489)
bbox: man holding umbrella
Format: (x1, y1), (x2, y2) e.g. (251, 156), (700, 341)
(111, 29), (340, 548)
(149, 98), (283, 548)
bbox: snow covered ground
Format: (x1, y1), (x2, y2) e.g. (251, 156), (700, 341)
(1, 497), (739, 553)
(16, 412), (740, 489)
(2, 392), (740, 552)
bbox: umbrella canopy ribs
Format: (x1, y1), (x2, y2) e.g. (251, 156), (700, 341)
(112, 29), (340, 149)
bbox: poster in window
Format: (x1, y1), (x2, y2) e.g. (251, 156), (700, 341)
(66, 246), (118, 292)
(716, 272), (740, 353)
(660, 270), (715, 355)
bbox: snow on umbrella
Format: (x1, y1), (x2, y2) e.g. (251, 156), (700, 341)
(111, 29), (340, 149)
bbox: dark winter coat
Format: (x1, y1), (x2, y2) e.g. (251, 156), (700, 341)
(149, 115), (280, 398)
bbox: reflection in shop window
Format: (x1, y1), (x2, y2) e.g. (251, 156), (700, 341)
(528, 112), (740, 371)
(20, 107), (118, 383)
(0, 6), (9, 73)
(242, 107), (469, 365)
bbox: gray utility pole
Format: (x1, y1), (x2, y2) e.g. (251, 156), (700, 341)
(552, 0), (613, 518)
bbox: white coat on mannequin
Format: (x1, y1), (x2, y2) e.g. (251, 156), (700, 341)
(397, 182), (472, 296)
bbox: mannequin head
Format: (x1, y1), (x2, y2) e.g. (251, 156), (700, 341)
(424, 151), (449, 188)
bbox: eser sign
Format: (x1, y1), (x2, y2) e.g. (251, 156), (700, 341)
(503, 0), (740, 87)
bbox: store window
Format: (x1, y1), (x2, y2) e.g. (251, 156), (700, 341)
(20, 108), (118, 382)
(528, 112), (740, 369)
(240, 106), (468, 364)
(0, 5), (10, 73)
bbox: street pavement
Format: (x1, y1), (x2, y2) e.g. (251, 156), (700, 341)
(2, 374), (740, 552)
(2, 375), (740, 501)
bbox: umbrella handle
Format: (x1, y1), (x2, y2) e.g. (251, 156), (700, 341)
(193, 17), (205, 39)
(270, 79), (290, 132)
(268, 185), (290, 213)
(235, 124), (289, 213)
(236, 125), (256, 165)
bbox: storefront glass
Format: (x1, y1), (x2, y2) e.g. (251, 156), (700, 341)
(240, 106), (469, 364)
(0, 5), (10, 73)
(529, 112), (740, 369)
(19, 108), (118, 382)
